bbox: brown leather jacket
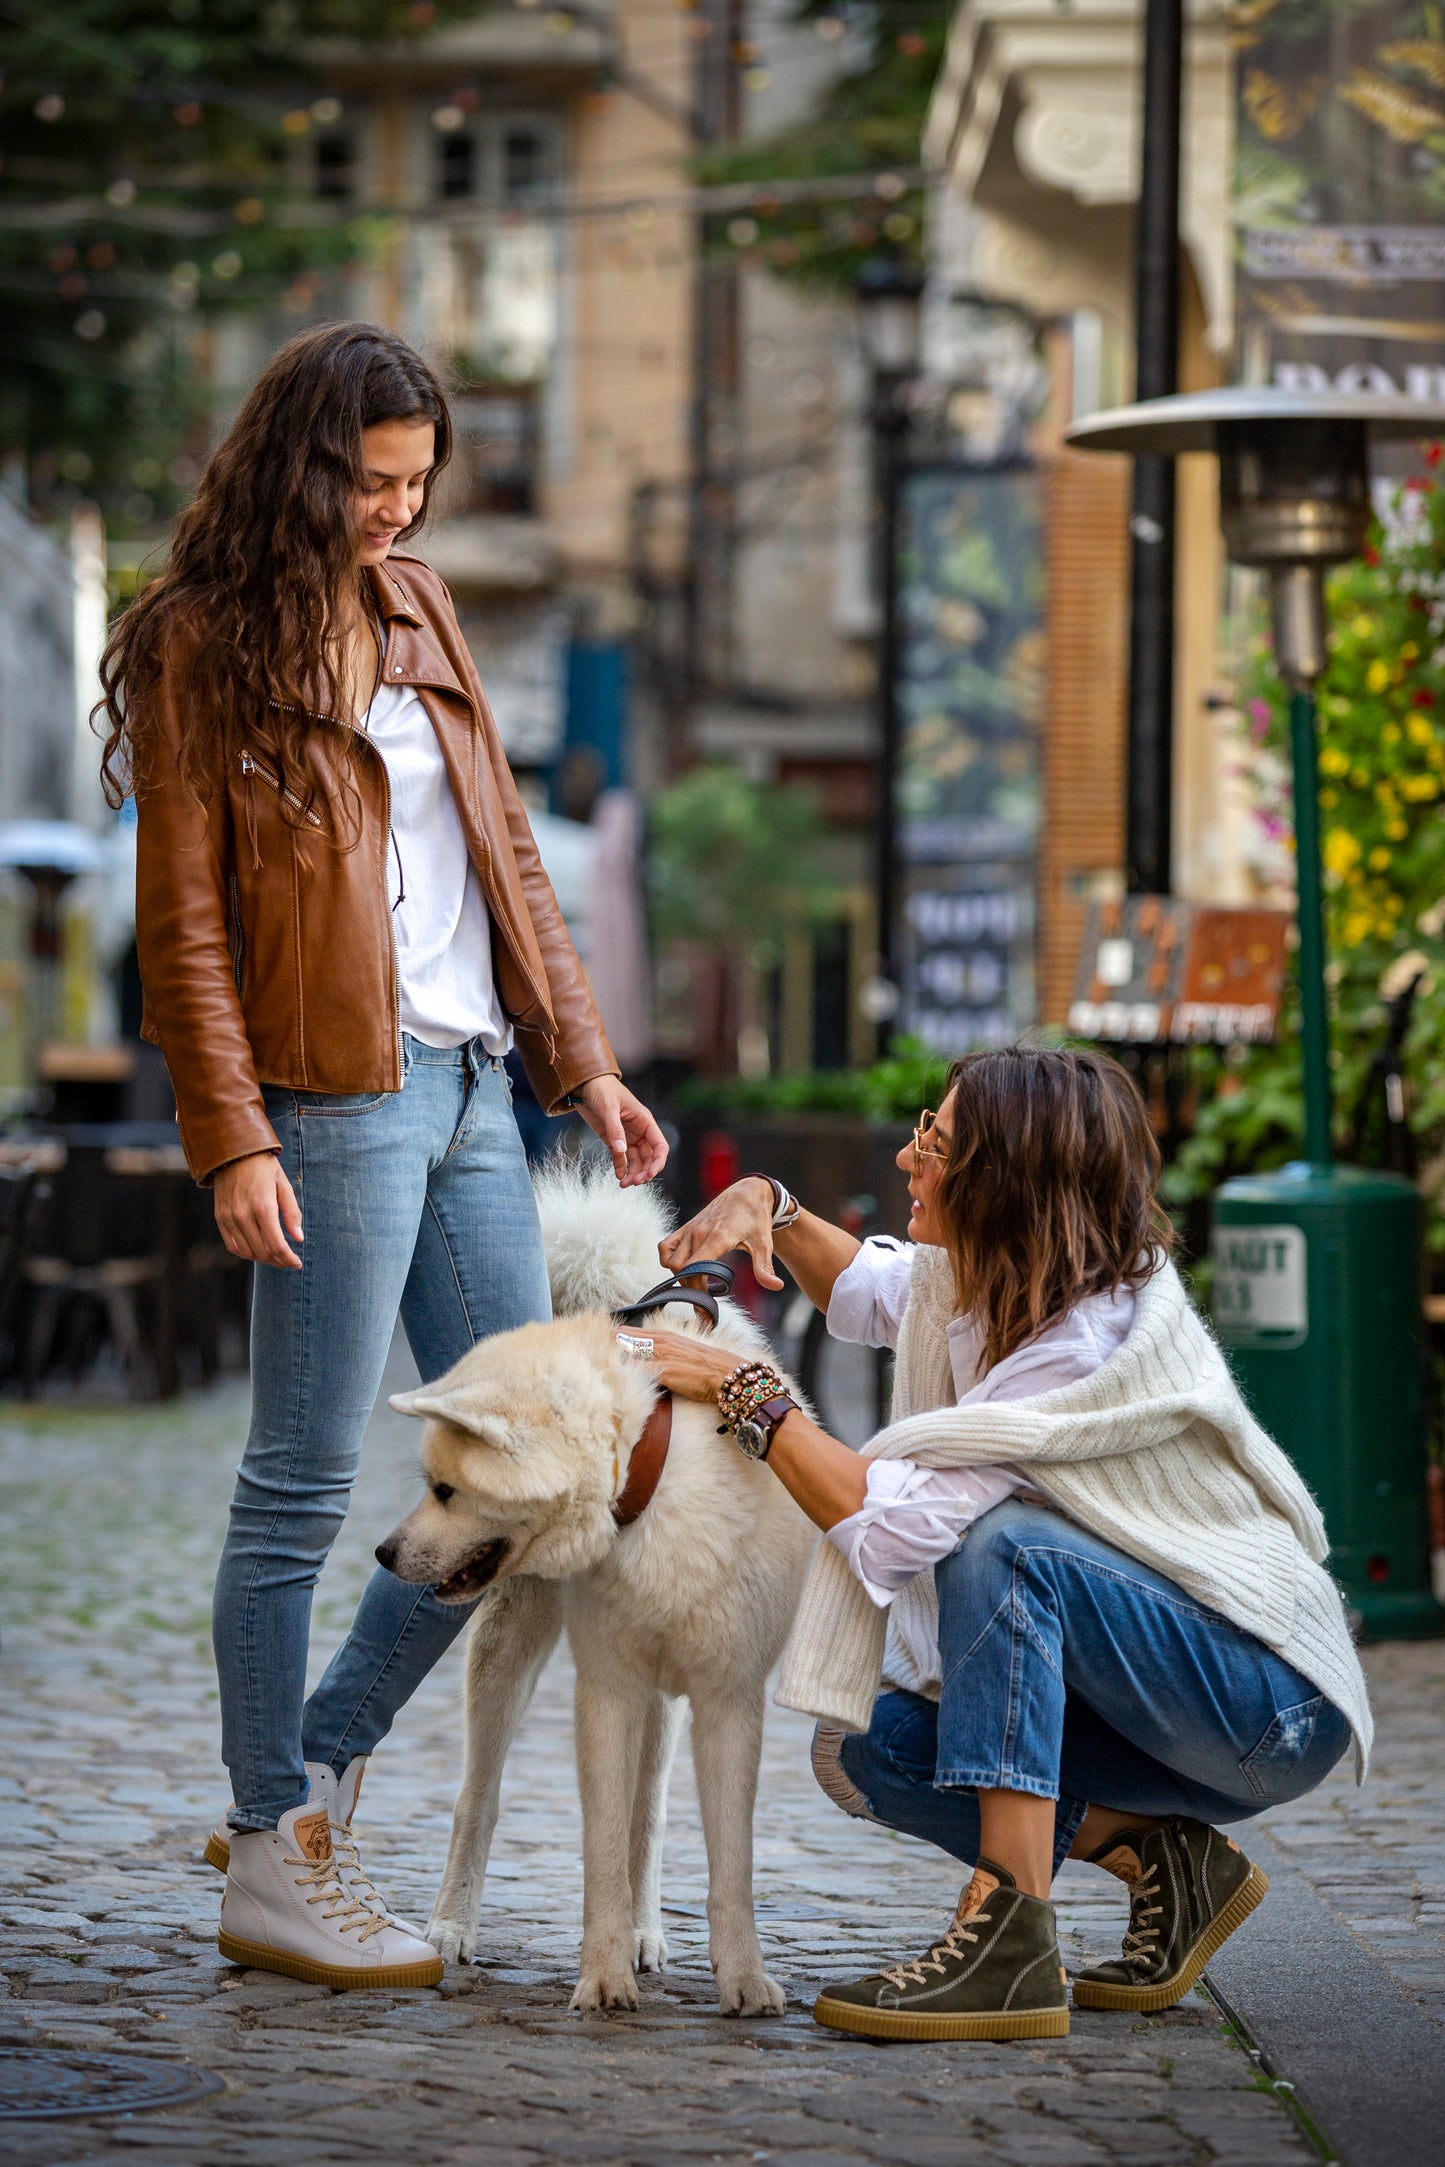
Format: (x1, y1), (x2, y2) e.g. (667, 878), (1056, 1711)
(136, 554), (616, 1183)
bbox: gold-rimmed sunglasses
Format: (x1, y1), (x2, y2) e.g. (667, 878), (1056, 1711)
(912, 1107), (950, 1175)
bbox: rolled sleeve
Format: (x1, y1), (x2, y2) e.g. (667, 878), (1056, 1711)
(826, 1237), (916, 1351)
(827, 1460), (1023, 1606)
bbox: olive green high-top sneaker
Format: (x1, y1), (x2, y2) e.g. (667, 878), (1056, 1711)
(813, 1860), (1070, 2042)
(1071, 1818), (1268, 2013)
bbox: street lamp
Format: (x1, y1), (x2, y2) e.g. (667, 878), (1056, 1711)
(856, 254), (924, 1053)
(1067, 386), (1445, 1635)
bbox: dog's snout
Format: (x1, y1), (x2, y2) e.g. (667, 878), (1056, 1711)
(375, 1540), (398, 1573)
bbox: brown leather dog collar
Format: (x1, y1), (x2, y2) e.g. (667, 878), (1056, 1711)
(612, 1393), (672, 1528)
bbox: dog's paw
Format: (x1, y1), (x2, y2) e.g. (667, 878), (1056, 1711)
(716, 1968), (787, 2018)
(426, 1916), (477, 1966)
(570, 1965), (641, 2014)
(633, 1926), (668, 1974)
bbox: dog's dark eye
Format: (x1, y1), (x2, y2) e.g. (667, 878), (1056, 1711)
(431, 1482), (455, 1505)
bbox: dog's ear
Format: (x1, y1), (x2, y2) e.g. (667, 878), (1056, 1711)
(389, 1386), (518, 1451)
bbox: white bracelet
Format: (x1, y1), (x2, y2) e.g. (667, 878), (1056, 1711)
(748, 1172), (801, 1231)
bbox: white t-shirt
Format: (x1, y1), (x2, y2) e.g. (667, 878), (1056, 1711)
(361, 675), (511, 1054)
(824, 1237), (1136, 1607)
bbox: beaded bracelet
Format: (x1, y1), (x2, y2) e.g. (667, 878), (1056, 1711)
(716, 1357), (785, 1434)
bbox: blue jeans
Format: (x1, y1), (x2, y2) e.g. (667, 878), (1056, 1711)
(212, 1038), (551, 1830)
(835, 1498), (1353, 1879)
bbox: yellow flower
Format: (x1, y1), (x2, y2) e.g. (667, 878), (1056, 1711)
(1386, 818), (1409, 839)
(1402, 642), (1421, 663)
(1367, 659), (1391, 693)
(1429, 745), (1445, 771)
(1342, 910), (1373, 947)
(1353, 615), (1375, 638)
(1402, 773), (1440, 801)
(1406, 712), (1435, 745)
(1351, 766), (1371, 787)
(1324, 827), (1362, 875)
(1382, 723), (1402, 745)
(1319, 745), (1351, 776)
(1321, 789), (1339, 809)
(1369, 846), (1393, 870)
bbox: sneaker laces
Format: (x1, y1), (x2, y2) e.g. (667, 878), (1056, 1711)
(878, 1912), (984, 1991)
(330, 1823), (383, 1904)
(286, 1849), (395, 1944)
(1119, 1870), (1164, 1971)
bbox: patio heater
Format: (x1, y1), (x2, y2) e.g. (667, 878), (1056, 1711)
(0, 820), (107, 1075)
(1066, 386), (1445, 1636)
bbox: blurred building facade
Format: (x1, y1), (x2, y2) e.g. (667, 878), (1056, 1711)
(924, 0), (1262, 1027)
(180, 1), (883, 1080)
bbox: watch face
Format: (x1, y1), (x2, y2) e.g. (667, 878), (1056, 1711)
(735, 1419), (766, 1458)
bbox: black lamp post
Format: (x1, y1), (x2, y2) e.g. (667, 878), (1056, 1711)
(1068, 385), (1445, 1636)
(855, 254), (924, 1054)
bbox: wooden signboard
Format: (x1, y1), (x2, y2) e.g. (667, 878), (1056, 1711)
(1067, 898), (1290, 1046)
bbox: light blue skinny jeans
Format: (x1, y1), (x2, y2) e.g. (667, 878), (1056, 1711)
(212, 1036), (551, 1830)
(835, 1498), (1354, 1877)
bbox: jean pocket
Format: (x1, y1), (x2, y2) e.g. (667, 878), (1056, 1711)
(1240, 1694), (1324, 1800)
(292, 1090), (392, 1118)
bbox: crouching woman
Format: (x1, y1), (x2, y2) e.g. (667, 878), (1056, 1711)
(641, 1046), (1367, 2042)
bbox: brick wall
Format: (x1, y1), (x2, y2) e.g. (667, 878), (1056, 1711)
(1038, 451), (1131, 1025)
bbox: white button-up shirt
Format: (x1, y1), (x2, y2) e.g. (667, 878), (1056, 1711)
(824, 1238), (1135, 1607)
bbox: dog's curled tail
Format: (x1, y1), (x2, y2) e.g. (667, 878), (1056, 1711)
(532, 1151), (678, 1320)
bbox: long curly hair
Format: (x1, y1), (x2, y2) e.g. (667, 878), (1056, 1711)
(934, 1046), (1173, 1369)
(96, 321), (451, 828)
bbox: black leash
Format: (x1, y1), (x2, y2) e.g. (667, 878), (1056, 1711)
(613, 1260), (735, 1331)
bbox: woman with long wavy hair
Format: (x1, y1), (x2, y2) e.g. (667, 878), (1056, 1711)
(99, 320), (666, 1989)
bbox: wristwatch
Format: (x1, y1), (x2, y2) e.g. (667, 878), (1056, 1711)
(732, 1392), (799, 1462)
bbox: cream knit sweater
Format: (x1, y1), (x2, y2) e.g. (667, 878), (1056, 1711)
(776, 1249), (1372, 1777)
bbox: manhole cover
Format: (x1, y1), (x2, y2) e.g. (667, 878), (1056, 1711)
(0, 2048), (224, 2121)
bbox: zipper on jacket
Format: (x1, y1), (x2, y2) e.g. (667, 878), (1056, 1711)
(343, 728), (406, 1085)
(240, 748), (324, 829)
(229, 874), (246, 999)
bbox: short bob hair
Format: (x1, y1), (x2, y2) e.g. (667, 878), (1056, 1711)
(934, 1045), (1172, 1370)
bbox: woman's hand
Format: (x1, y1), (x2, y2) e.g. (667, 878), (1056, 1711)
(621, 1325), (737, 1404)
(213, 1151), (303, 1269)
(574, 1075), (669, 1187)
(658, 1176), (783, 1291)
(631, 1325), (868, 1529)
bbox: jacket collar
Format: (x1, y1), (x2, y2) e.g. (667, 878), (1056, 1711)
(364, 557), (472, 711)
(366, 559), (425, 627)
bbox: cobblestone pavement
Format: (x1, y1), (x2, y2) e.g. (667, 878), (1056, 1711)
(1, 1351), (1439, 2166)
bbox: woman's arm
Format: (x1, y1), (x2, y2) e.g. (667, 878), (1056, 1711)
(637, 1325), (865, 1529)
(133, 648), (282, 1189)
(658, 1177), (861, 1307)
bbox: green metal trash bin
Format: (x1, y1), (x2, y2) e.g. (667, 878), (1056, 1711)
(1212, 1162), (1441, 1638)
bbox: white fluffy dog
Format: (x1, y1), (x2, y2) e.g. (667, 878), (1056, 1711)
(378, 1159), (815, 2016)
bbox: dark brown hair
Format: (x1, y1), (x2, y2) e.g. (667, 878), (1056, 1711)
(96, 321), (451, 824)
(935, 1046), (1172, 1370)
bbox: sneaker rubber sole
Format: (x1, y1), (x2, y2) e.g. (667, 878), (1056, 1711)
(812, 1995), (1069, 2042)
(1070, 1863), (1269, 2012)
(203, 1832), (230, 1874)
(217, 1928), (443, 1991)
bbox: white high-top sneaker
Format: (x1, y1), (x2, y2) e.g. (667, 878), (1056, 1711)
(219, 1797), (443, 1990)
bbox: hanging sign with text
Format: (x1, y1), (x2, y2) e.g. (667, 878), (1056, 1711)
(1067, 898), (1290, 1046)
